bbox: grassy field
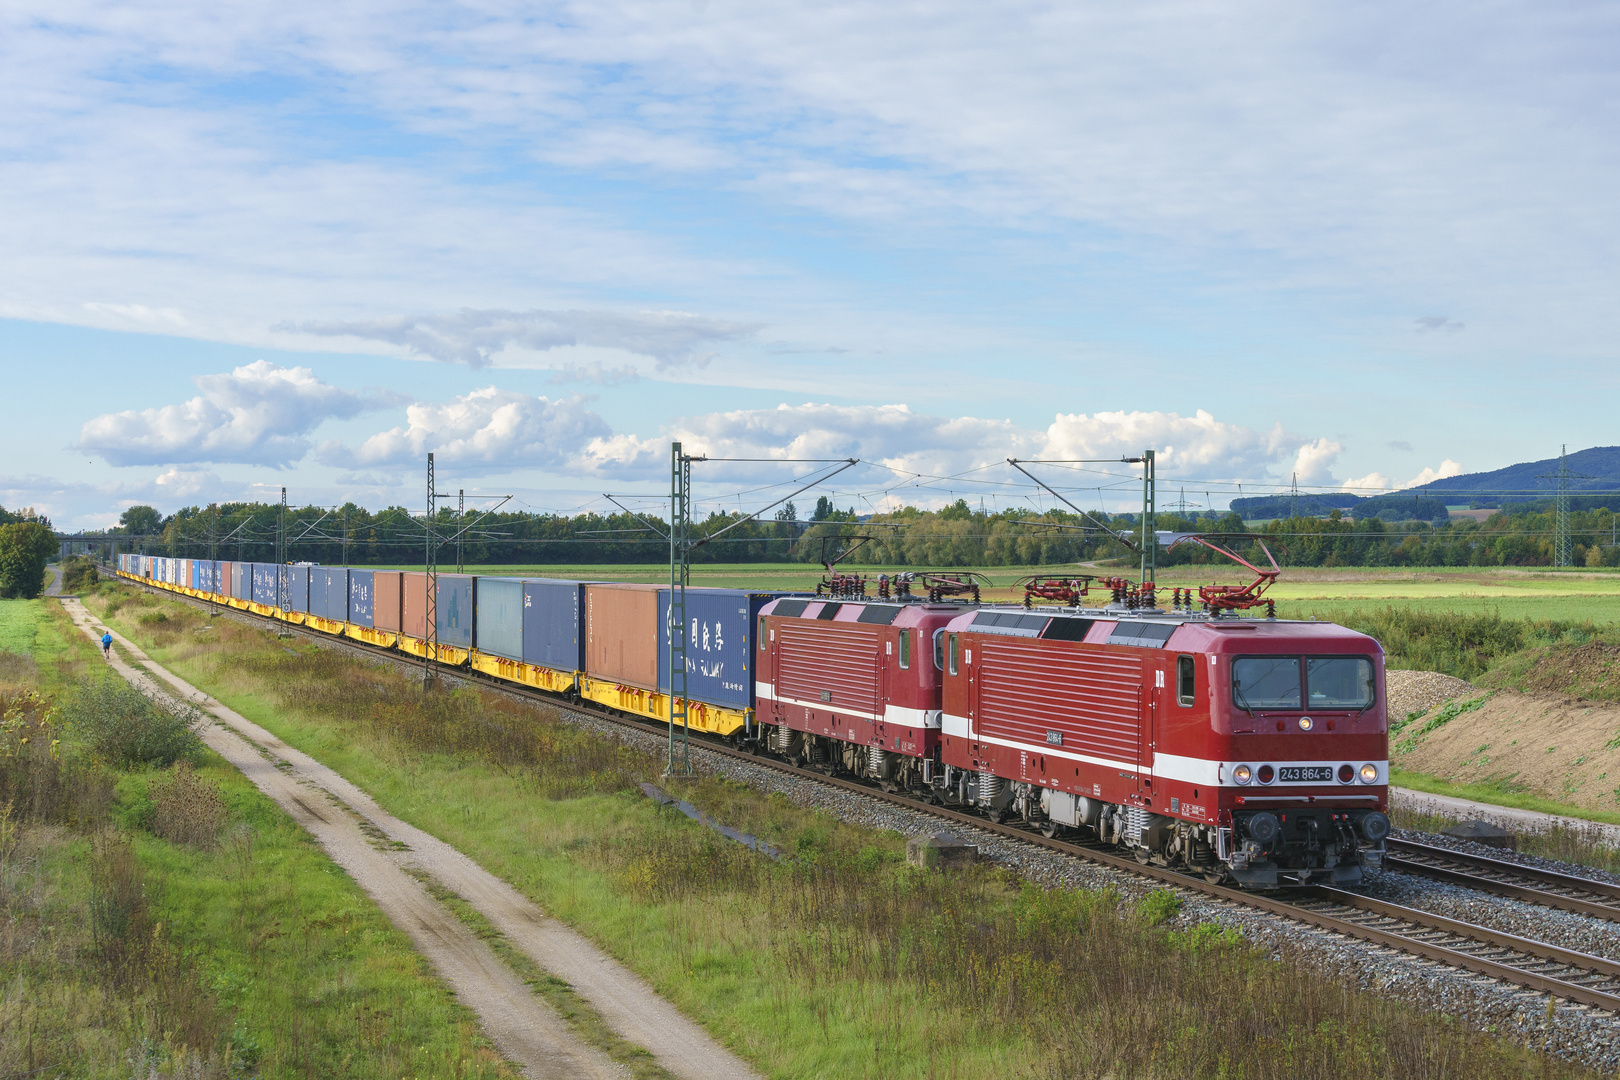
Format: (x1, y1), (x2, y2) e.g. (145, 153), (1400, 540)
(86, 580), (1599, 1080)
(0, 595), (521, 1079)
(365, 561), (1620, 626)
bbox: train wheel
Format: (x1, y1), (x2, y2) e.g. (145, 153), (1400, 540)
(1038, 820), (1060, 839)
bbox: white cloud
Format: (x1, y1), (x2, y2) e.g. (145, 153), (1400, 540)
(1343, 459), (1465, 493)
(581, 403), (1042, 481)
(82, 302), (188, 328)
(280, 309), (758, 370)
(77, 360), (370, 467)
(2, 0), (1619, 380)
(153, 467), (222, 499)
(320, 386), (611, 469)
(1042, 409), (1304, 478)
(580, 404), (1334, 495)
(1405, 459), (1465, 487)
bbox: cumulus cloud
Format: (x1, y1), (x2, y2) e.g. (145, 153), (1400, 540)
(1343, 459), (1465, 493)
(1042, 409), (1305, 478)
(319, 387), (611, 469)
(77, 361), (371, 467)
(578, 404), (1336, 492)
(280, 309), (759, 370)
(153, 467), (223, 499)
(580, 403), (1040, 480)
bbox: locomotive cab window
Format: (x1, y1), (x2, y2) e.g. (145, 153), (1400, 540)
(759, 616), (767, 650)
(948, 634), (959, 676)
(934, 629), (946, 671)
(1307, 657), (1375, 709)
(898, 629), (911, 669)
(1176, 655), (1196, 707)
(1231, 657), (1301, 710)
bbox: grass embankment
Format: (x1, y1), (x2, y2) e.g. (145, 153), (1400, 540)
(92, 582), (1597, 1080)
(0, 594), (520, 1079)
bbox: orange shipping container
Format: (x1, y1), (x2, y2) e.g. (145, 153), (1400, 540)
(374, 571), (403, 632)
(584, 583), (661, 689)
(402, 572), (430, 638)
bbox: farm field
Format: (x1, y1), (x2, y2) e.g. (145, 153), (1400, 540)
(373, 562), (1620, 622)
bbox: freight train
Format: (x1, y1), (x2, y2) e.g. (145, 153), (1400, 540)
(115, 554), (1390, 888)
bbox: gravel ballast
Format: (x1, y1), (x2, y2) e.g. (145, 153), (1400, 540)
(1387, 668), (1480, 720)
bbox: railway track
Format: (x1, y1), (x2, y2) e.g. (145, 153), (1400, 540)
(112, 574), (1620, 1015)
(1385, 836), (1620, 923)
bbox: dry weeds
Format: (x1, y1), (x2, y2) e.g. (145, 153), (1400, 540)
(150, 762), (228, 849)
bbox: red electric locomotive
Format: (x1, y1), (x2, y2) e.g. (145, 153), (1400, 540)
(753, 540), (1389, 889)
(937, 607), (1390, 887)
(755, 598), (964, 789)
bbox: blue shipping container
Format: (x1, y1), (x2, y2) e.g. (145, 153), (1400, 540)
(522, 580), (586, 672)
(252, 564), (277, 606)
(349, 570), (374, 628)
(658, 590), (787, 709)
(310, 568), (347, 622)
(436, 574), (473, 648)
(475, 578), (524, 660)
(285, 566), (310, 613)
(232, 562), (249, 600)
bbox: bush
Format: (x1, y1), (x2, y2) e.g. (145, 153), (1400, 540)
(1316, 605), (1606, 681)
(60, 556), (100, 593)
(150, 762), (228, 848)
(64, 678), (204, 769)
(0, 687), (113, 825)
(0, 522), (57, 599)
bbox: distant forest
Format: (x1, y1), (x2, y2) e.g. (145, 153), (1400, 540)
(89, 495), (1620, 569)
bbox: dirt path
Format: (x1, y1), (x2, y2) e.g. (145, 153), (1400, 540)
(64, 599), (761, 1080)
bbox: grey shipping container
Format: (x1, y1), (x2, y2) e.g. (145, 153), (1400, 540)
(436, 574), (474, 648)
(232, 562), (249, 600)
(522, 580), (587, 672)
(285, 566), (311, 613)
(659, 590), (786, 709)
(252, 564), (278, 606)
(348, 570), (374, 628)
(475, 577), (524, 660)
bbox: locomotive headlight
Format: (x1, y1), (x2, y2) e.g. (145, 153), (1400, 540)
(1298, 716), (1313, 731)
(1359, 763), (1379, 784)
(1233, 764), (1252, 785)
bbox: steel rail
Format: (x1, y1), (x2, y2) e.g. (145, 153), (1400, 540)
(112, 572), (1620, 1014)
(1385, 837), (1620, 923)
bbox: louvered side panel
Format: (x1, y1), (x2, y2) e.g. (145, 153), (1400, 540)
(977, 639), (1143, 764)
(776, 622), (881, 714)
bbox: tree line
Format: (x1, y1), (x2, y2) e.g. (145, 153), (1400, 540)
(86, 497), (1620, 570)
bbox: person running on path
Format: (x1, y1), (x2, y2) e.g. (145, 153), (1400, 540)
(100, 631), (113, 659)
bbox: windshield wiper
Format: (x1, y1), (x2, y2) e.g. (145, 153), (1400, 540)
(1233, 680), (1255, 719)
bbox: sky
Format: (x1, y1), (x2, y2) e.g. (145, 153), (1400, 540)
(4, 1), (1618, 530)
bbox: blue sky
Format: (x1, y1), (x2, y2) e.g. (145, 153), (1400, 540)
(4, 1), (1618, 529)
